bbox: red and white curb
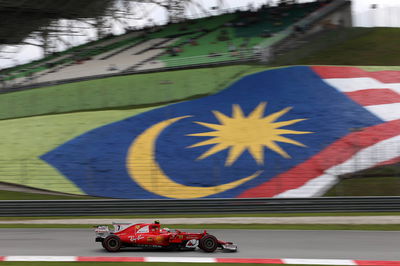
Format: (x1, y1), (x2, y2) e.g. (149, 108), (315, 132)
(1, 256), (400, 265)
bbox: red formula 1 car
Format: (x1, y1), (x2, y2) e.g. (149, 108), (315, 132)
(95, 221), (237, 253)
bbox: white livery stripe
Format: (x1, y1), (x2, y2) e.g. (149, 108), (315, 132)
(283, 258), (356, 265)
(5, 256), (76, 262)
(145, 256), (216, 263)
(365, 103), (400, 121)
(323, 77), (400, 94)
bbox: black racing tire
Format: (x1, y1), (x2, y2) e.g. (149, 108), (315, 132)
(199, 234), (218, 253)
(103, 235), (122, 252)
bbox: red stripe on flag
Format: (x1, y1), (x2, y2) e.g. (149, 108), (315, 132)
(345, 89), (400, 106)
(77, 257), (145, 262)
(312, 66), (400, 83)
(216, 258), (284, 264)
(313, 66), (367, 79)
(355, 260), (400, 266)
(369, 71), (400, 83)
(377, 156), (400, 166)
(0, 257), (4, 261)
(238, 119), (400, 198)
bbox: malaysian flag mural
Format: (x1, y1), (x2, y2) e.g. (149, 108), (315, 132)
(41, 66), (400, 199)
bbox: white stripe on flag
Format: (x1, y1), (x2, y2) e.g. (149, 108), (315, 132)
(275, 134), (400, 198)
(365, 103), (400, 121)
(323, 78), (400, 94)
(322, 77), (400, 121)
(5, 256), (76, 262)
(145, 257), (215, 263)
(283, 258), (356, 265)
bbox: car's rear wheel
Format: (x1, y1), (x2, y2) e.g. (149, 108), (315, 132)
(199, 234), (218, 252)
(103, 235), (121, 252)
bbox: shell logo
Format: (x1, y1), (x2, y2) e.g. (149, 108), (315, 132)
(155, 235), (165, 243)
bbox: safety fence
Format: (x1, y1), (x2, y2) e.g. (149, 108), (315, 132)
(1, 197), (400, 217)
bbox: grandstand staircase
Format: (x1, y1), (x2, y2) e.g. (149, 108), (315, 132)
(126, 51), (167, 72)
(123, 38), (177, 72)
(272, 35), (306, 57)
(133, 38), (173, 55)
(99, 38), (148, 60)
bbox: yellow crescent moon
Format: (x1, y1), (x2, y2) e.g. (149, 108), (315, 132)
(126, 116), (262, 199)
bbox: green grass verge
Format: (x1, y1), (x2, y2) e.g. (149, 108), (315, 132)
(271, 27), (372, 66)
(0, 64), (266, 121)
(325, 176), (400, 196)
(360, 65), (400, 71)
(0, 190), (97, 200)
(1, 224), (400, 231)
(276, 28), (400, 66)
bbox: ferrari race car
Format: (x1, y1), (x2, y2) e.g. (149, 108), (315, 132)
(95, 221), (237, 252)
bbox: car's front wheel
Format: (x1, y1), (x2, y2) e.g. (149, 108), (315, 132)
(199, 234), (218, 252)
(102, 235), (122, 252)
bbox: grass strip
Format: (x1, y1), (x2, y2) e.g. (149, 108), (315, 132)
(325, 176), (400, 196)
(0, 190), (96, 200)
(1, 224), (400, 231)
(0, 64), (264, 121)
(285, 28), (400, 66)
(1, 212), (400, 221)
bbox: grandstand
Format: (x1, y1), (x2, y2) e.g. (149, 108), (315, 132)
(0, 0), (351, 90)
(2, 0), (399, 200)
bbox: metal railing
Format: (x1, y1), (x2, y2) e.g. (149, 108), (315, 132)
(159, 49), (257, 68)
(1, 197), (400, 217)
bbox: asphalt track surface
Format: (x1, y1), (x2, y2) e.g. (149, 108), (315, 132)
(1, 229), (400, 261)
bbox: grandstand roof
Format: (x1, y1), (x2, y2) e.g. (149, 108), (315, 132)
(0, 0), (113, 44)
